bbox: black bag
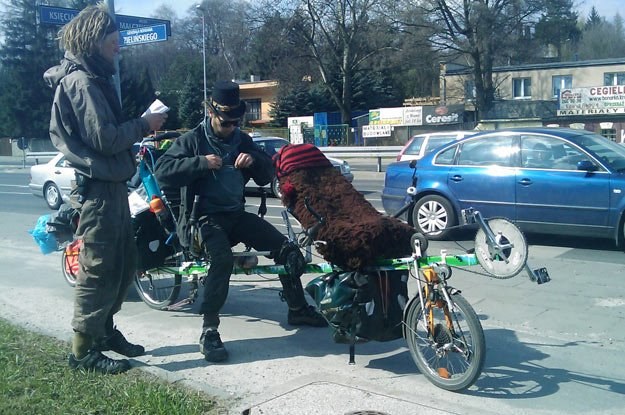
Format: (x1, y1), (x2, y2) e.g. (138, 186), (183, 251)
(306, 270), (409, 342)
(133, 209), (175, 271)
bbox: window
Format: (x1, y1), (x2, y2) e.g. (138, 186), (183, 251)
(521, 134), (592, 171)
(512, 78), (531, 99)
(435, 145), (457, 165)
(464, 80), (476, 101)
(552, 75), (572, 97)
(604, 72), (625, 86)
(245, 99), (261, 121)
(601, 128), (617, 142)
(457, 135), (515, 167)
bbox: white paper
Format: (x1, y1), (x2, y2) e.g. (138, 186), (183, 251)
(142, 99), (170, 116)
(128, 188), (150, 216)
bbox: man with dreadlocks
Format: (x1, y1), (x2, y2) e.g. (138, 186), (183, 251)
(44, 3), (167, 374)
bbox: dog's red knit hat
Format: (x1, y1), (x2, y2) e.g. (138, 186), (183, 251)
(273, 143), (333, 179)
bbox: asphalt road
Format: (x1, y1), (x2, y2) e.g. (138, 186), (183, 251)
(1, 162), (624, 415)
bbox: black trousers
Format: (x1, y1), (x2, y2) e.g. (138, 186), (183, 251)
(197, 210), (305, 328)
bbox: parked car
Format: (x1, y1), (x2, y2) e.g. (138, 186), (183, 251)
(396, 131), (478, 161)
(249, 136), (354, 197)
(29, 152), (73, 209)
(382, 127), (625, 245)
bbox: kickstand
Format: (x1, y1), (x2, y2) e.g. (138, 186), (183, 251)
(349, 342), (356, 365)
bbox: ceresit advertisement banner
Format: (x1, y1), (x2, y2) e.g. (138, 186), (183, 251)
(557, 86), (625, 116)
(422, 105), (463, 125)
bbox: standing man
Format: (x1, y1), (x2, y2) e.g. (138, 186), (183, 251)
(155, 80), (325, 363)
(44, 3), (167, 374)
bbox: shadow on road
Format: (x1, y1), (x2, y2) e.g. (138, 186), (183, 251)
(467, 328), (625, 402)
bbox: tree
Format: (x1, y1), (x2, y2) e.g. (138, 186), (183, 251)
(177, 74), (204, 129)
(398, 0), (546, 116)
(533, 0), (580, 60)
(577, 17), (625, 60)
(265, 0), (401, 125)
(0, 0), (61, 139)
(585, 6), (603, 29)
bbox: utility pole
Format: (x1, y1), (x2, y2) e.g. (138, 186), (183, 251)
(196, 4), (208, 118)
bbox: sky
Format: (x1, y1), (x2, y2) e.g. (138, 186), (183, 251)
(114, 0), (622, 21)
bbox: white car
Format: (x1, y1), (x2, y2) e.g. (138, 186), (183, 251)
(396, 131), (478, 161)
(29, 152), (74, 209)
(250, 136), (354, 197)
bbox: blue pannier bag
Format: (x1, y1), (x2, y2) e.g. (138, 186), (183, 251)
(29, 214), (59, 255)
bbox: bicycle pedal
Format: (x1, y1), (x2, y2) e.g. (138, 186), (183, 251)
(531, 267), (551, 284)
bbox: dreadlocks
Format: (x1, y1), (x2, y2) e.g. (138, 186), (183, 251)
(58, 2), (117, 56)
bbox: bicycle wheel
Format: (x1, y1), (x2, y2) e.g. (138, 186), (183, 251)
(133, 255), (182, 310)
(404, 292), (485, 391)
(61, 249), (78, 287)
(61, 240), (81, 287)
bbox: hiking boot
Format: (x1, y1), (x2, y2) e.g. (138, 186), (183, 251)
(68, 350), (131, 374)
(199, 329), (228, 362)
(288, 305), (327, 327)
(96, 329), (145, 357)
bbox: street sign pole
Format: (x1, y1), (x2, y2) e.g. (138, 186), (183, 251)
(105, 0), (122, 107)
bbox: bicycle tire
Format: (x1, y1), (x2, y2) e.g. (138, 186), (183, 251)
(404, 292), (485, 391)
(133, 255), (182, 310)
(61, 250), (78, 287)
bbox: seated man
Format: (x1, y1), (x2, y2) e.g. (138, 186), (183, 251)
(525, 143), (552, 168)
(155, 80), (325, 363)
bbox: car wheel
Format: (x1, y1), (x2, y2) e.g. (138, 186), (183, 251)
(412, 195), (456, 240)
(271, 177), (282, 198)
(44, 182), (62, 210)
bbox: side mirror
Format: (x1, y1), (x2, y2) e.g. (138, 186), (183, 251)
(409, 159), (417, 169)
(577, 160), (597, 172)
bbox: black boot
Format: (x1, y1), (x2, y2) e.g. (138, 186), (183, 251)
(278, 274), (327, 327)
(199, 328), (228, 362)
(96, 319), (145, 358)
(97, 328), (145, 357)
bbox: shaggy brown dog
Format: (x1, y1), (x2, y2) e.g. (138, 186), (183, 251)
(274, 144), (417, 270)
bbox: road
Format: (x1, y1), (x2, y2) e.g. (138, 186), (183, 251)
(1, 163), (624, 415)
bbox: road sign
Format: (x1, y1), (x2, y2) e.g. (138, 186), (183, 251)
(120, 24), (167, 47)
(116, 14), (171, 37)
(37, 5), (171, 36)
(38, 5), (78, 25)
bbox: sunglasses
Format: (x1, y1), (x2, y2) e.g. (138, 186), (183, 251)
(218, 117), (240, 128)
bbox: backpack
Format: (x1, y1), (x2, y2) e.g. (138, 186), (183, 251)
(306, 270), (409, 343)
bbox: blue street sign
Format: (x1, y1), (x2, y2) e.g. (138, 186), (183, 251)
(37, 5), (171, 37)
(117, 15), (171, 37)
(120, 24), (167, 47)
(38, 5), (78, 25)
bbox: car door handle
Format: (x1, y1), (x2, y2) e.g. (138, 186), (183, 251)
(450, 175), (463, 182)
(54, 170), (62, 175)
(518, 178), (532, 185)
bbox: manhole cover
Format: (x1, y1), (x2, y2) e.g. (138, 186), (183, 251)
(345, 411), (391, 415)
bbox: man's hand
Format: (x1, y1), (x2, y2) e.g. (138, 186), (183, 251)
(234, 153), (253, 169)
(205, 154), (222, 169)
(143, 113), (167, 131)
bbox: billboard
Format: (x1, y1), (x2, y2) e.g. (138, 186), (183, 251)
(557, 86), (625, 116)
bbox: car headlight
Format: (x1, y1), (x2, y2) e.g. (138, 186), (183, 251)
(341, 162), (351, 174)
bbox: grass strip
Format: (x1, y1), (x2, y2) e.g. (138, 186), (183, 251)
(0, 318), (226, 414)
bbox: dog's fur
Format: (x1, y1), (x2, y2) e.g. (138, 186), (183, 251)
(278, 166), (416, 270)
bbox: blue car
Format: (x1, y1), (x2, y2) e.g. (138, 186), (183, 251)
(382, 127), (625, 245)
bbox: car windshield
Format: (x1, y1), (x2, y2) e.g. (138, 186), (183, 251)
(568, 132), (625, 171)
